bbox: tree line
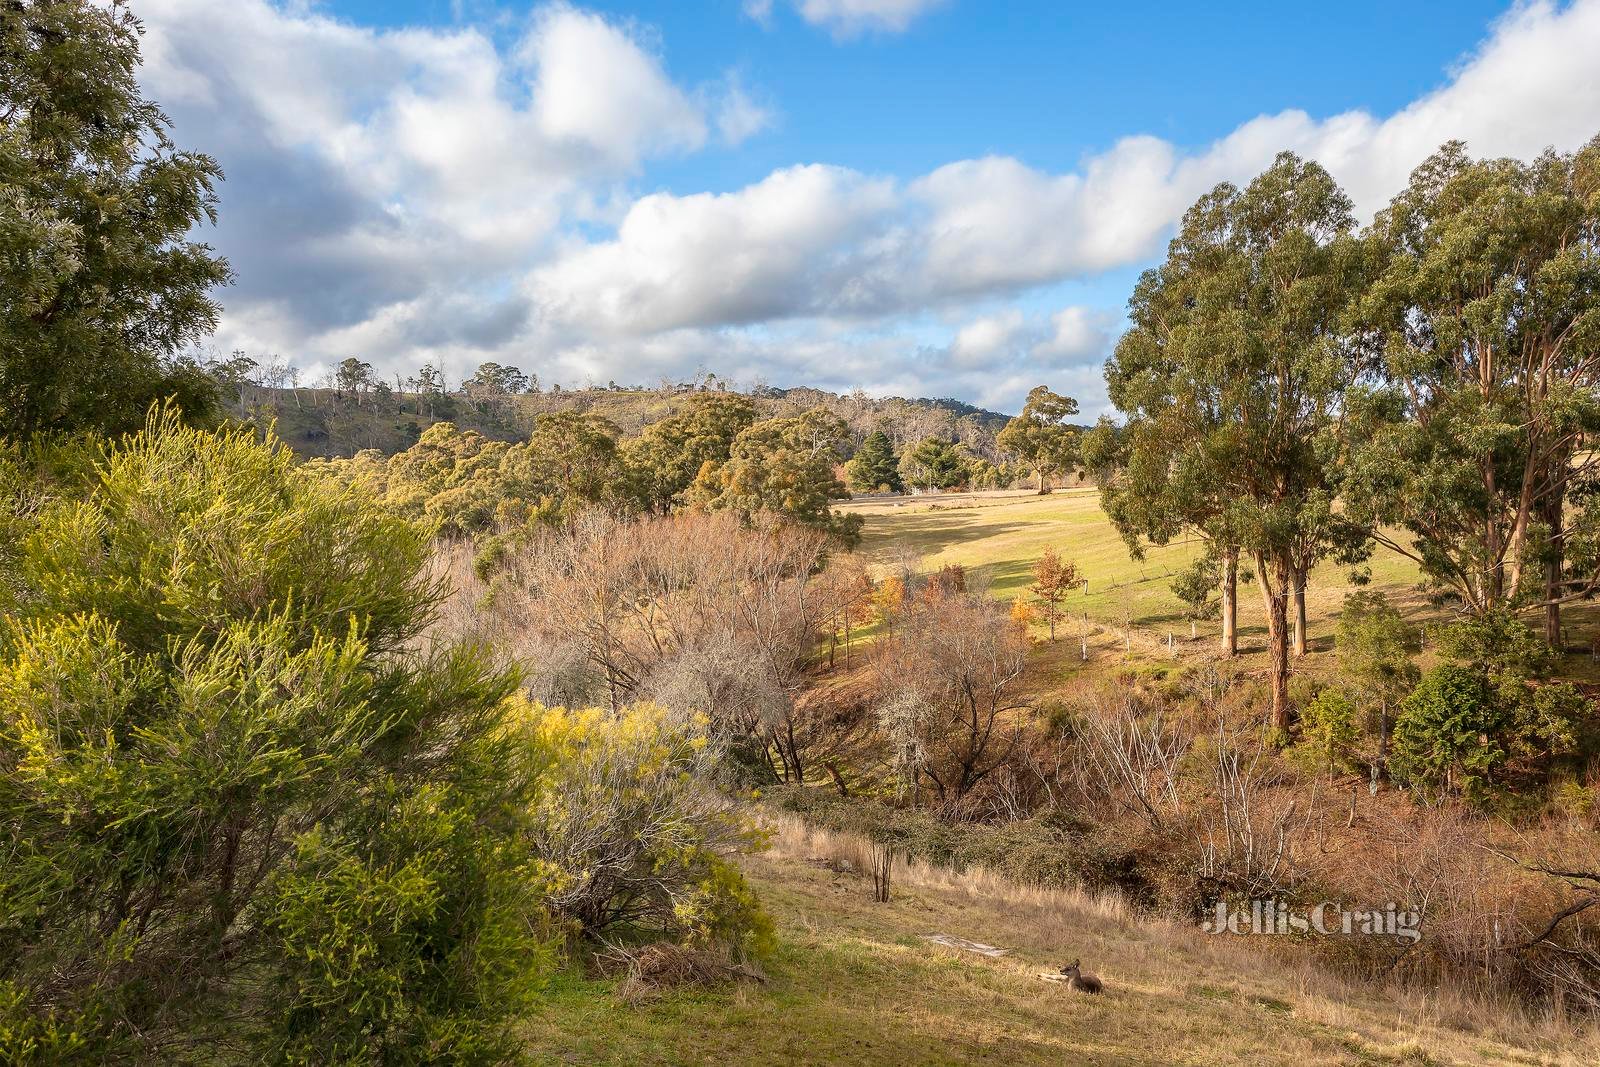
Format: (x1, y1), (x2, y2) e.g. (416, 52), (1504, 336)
(1083, 142), (1600, 732)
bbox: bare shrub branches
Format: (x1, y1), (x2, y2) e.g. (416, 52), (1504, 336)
(463, 509), (865, 784)
(869, 588), (1030, 808)
(1197, 718), (1315, 900)
(1072, 687), (1188, 832)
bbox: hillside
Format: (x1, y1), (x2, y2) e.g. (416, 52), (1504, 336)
(525, 815), (1595, 1066)
(515, 487), (1600, 1065)
(226, 382), (1015, 460)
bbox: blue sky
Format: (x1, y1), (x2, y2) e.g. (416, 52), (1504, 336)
(136, 0), (1600, 413)
(337, 2), (1507, 161)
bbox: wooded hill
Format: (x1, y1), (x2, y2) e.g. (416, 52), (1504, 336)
(223, 377), (1016, 462)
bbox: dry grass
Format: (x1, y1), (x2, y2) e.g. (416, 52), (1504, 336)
(521, 810), (1600, 1064)
(598, 942), (767, 1006)
(756, 811), (1600, 1065)
(842, 488), (1426, 642)
(840, 488), (1600, 683)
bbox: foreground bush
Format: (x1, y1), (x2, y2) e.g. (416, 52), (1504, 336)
(512, 698), (774, 960)
(0, 413), (550, 1063)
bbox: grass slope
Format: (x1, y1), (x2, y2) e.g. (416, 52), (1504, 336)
(844, 488), (1423, 647)
(841, 488), (1600, 681)
(523, 820), (1592, 1065)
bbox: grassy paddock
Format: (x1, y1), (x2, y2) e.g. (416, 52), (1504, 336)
(841, 488), (1600, 682)
(843, 488), (1423, 643)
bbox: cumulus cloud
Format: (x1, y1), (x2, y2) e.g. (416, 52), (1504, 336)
(925, 306), (1114, 409)
(520, 4), (707, 164)
(144, 0), (1600, 412)
(531, 0), (1600, 344)
(518, 302), (1109, 414)
(530, 165), (903, 334)
(138, 0), (748, 345)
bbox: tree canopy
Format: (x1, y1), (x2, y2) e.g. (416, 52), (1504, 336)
(844, 430), (902, 493)
(996, 385), (1080, 493)
(0, 0), (232, 438)
(1344, 137), (1600, 641)
(1104, 152), (1373, 730)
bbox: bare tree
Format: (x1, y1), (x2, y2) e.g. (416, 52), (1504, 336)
(1073, 687), (1188, 832)
(484, 510), (858, 784)
(870, 588), (1029, 807)
(1196, 718), (1316, 900)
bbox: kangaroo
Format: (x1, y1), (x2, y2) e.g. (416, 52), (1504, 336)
(1060, 958), (1103, 994)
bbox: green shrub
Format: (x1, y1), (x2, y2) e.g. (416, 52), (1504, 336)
(1298, 687), (1362, 774)
(1390, 611), (1584, 803)
(257, 782), (552, 1064)
(1391, 666), (1501, 801)
(0, 412), (550, 1062)
(1391, 664), (1582, 804)
(512, 698), (775, 960)
(1170, 556), (1222, 620)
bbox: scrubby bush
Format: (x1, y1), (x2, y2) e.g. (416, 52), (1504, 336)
(871, 590), (1030, 807)
(512, 698), (775, 960)
(0, 412), (550, 1062)
(1391, 666), (1501, 800)
(1170, 555), (1222, 620)
(1391, 612), (1585, 803)
(1298, 687), (1362, 774)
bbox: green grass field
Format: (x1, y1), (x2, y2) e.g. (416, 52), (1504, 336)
(844, 488), (1426, 650)
(840, 487), (1600, 686)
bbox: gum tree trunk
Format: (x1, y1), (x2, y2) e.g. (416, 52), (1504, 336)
(1256, 552), (1292, 735)
(1221, 546), (1238, 657)
(1291, 568), (1308, 657)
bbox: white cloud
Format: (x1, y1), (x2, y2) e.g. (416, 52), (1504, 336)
(530, 0), (1600, 344)
(713, 75), (775, 144)
(926, 305), (1112, 408)
(521, 4), (707, 165)
(530, 164), (902, 335)
(949, 310), (1025, 367)
(742, 0), (776, 27)
(796, 0), (947, 37)
(144, 0), (1600, 413)
(1036, 307), (1106, 360)
(137, 0), (747, 342)
(514, 304), (1105, 414)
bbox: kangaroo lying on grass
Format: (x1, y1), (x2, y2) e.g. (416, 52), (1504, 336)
(1060, 959), (1103, 994)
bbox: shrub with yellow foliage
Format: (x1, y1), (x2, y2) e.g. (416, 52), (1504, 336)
(507, 697), (775, 960)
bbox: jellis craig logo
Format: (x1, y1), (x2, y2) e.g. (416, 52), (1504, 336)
(1203, 899), (1422, 943)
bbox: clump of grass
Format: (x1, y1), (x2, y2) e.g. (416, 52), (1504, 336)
(598, 942), (767, 1005)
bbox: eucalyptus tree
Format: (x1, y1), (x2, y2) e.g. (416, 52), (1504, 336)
(620, 392), (757, 513)
(1345, 137), (1600, 644)
(1, 0), (232, 438)
(997, 385), (1081, 493)
(1105, 153), (1372, 731)
(1082, 413), (1247, 656)
(690, 407), (853, 529)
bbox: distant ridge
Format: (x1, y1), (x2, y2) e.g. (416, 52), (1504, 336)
(225, 381), (1016, 460)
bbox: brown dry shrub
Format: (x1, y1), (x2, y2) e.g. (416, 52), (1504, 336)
(599, 942), (767, 1004)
